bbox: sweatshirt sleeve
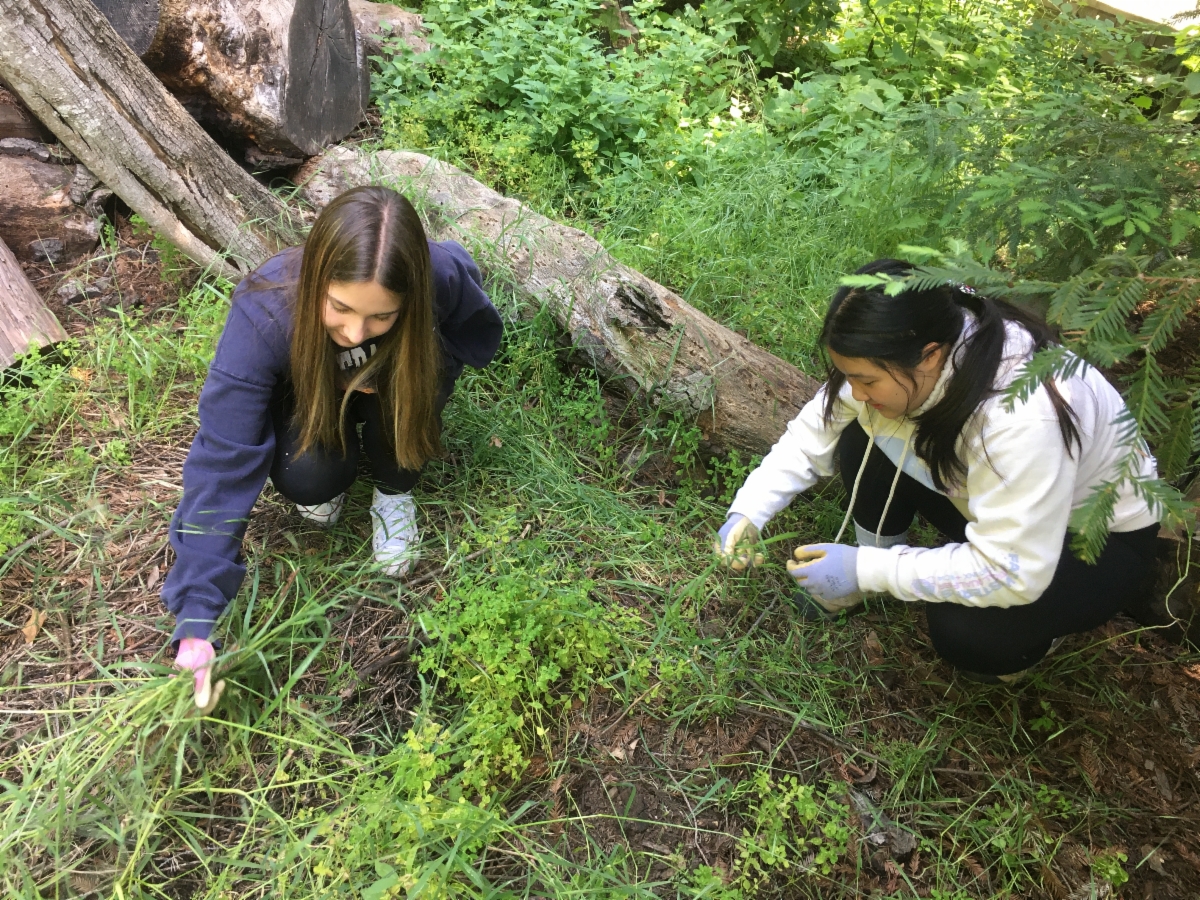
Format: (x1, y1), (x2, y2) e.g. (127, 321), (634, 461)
(727, 386), (858, 529)
(431, 240), (503, 371)
(856, 410), (1077, 607)
(161, 300), (284, 644)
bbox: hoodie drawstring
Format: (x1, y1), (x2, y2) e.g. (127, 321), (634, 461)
(835, 411), (911, 546)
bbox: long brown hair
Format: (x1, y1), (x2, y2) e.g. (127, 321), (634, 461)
(290, 186), (441, 470)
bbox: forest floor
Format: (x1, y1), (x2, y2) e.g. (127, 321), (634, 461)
(0, 218), (1198, 899)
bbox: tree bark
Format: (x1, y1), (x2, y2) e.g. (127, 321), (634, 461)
(0, 236), (67, 370)
(296, 147), (820, 454)
(0, 155), (100, 265)
(142, 0), (368, 158)
(0, 0), (299, 277)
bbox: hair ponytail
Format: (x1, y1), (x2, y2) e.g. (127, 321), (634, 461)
(821, 259), (1080, 491)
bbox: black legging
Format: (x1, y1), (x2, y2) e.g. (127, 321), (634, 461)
(269, 377), (454, 504)
(838, 420), (1159, 676)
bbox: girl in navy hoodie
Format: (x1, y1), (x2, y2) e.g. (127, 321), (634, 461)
(164, 186), (503, 710)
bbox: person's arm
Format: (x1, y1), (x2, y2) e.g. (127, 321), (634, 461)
(161, 300), (284, 645)
(855, 411), (1077, 607)
(430, 240), (503, 371)
(726, 386), (858, 530)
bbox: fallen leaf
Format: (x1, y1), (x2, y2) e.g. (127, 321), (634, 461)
(864, 629), (885, 664)
(146, 564), (161, 592)
(21, 609), (47, 644)
(852, 760), (878, 784)
(1139, 844), (1168, 876)
(1153, 767), (1174, 801)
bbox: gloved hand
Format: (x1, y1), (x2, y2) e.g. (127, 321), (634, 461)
(714, 514), (765, 572)
(175, 637), (225, 715)
(786, 543), (863, 614)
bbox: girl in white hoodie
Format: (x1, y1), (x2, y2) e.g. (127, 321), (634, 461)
(716, 259), (1161, 682)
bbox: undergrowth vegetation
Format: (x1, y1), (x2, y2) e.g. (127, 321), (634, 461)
(2, 0), (1200, 898)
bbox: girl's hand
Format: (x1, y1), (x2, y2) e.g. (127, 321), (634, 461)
(175, 637), (225, 714)
(714, 514), (765, 571)
(787, 543), (859, 601)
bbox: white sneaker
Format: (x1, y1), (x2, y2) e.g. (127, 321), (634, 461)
(370, 488), (419, 576)
(295, 492), (346, 527)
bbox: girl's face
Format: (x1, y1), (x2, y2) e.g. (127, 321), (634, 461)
(323, 280), (401, 348)
(828, 344), (947, 419)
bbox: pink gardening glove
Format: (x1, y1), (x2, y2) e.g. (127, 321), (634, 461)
(175, 637), (224, 714)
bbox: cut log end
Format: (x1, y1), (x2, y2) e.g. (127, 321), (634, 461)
(92, 0), (163, 57)
(0, 237), (67, 370)
(283, 0), (368, 155)
(146, 0), (367, 158)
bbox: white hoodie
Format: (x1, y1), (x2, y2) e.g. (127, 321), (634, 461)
(727, 319), (1159, 607)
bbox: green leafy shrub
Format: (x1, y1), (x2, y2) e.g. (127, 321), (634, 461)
(307, 720), (500, 899)
(728, 769), (850, 889)
(419, 568), (622, 797)
(373, 0), (755, 189)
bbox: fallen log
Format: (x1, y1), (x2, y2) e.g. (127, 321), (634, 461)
(0, 236), (67, 370)
(296, 147), (820, 453)
(0, 154), (100, 265)
(142, 0), (368, 158)
(0, 0), (298, 277)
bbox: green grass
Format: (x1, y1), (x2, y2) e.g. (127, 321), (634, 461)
(0, 255), (1195, 898)
(593, 132), (889, 371)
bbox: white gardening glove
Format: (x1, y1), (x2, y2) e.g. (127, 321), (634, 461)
(787, 543), (865, 615)
(175, 637), (225, 715)
(714, 514), (765, 572)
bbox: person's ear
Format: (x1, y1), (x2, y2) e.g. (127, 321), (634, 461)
(918, 342), (947, 374)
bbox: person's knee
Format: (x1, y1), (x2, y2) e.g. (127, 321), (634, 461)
(925, 604), (1052, 676)
(271, 447), (356, 505)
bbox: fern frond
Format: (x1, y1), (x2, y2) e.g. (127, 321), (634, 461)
(1001, 346), (1087, 410)
(1123, 354), (1172, 436)
(1137, 281), (1197, 355)
(1156, 401), (1197, 481)
(1048, 276), (1092, 325)
(1068, 480), (1120, 563)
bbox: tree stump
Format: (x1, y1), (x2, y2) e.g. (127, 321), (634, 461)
(0, 236), (67, 370)
(0, 0), (298, 277)
(142, 0), (368, 158)
(296, 147), (820, 454)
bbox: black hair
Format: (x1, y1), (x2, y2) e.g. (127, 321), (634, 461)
(820, 258), (1080, 491)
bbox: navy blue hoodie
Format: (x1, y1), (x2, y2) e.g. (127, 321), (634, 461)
(162, 241), (502, 644)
